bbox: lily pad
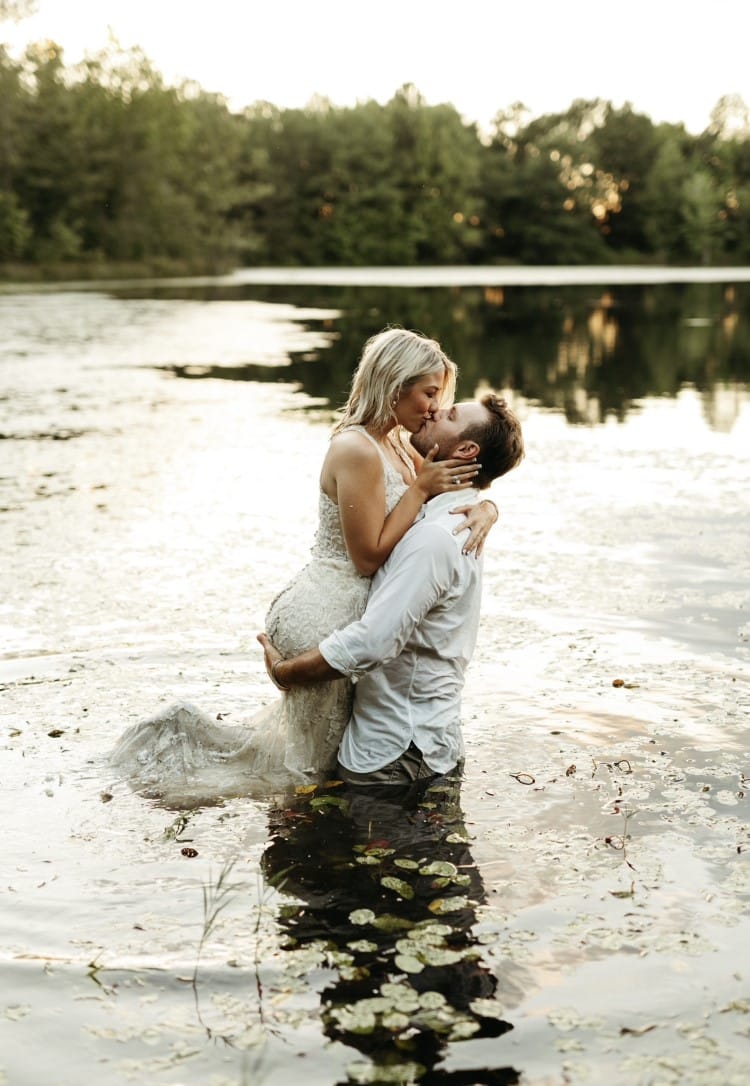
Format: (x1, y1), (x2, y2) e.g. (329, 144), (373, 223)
(419, 861), (458, 877)
(470, 998), (508, 1019)
(394, 953), (424, 973)
(381, 876), (415, 900)
(310, 795), (348, 809)
(428, 895), (469, 914)
(349, 908), (376, 925)
(371, 914), (415, 933)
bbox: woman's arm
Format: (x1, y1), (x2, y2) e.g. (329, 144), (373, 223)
(324, 433), (477, 577)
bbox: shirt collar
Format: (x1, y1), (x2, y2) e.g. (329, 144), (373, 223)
(425, 488), (481, 516)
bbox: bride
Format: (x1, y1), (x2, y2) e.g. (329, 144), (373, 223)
(110, 328), (499, 802)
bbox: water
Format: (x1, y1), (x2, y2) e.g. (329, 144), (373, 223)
(1, 269), (749, 1085)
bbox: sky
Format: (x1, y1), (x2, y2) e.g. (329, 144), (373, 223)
(3, 0), (750, 134)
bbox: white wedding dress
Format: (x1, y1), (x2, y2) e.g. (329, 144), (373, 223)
(110, 429), (411, 804)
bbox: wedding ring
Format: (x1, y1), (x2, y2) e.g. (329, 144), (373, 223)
(452, 477), (459, 485)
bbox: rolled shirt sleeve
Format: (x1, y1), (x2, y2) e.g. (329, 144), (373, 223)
(320, 523), (457, 681)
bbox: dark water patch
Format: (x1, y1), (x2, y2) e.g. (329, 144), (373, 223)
(0, 428), (89, 441)
(156, 362), (303, 384)
(135, 279), (750, 427)
(260, 773), (519, 1085)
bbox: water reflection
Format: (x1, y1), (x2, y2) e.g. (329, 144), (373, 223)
(139, 279), (750, 429)
(262, 773), (518, 1085)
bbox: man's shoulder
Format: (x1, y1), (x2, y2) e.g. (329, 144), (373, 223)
(399, 510), (467, 563)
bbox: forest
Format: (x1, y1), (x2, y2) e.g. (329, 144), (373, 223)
(1, 33), (750, 275)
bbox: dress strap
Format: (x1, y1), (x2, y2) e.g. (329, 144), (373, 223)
(341, 425), (392, 470)
(340, 425), (416, 483)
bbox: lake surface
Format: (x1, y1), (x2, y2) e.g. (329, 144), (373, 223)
(1, 267), (749, 1085)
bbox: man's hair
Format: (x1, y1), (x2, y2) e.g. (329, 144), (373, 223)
(460, 393), (524, 489)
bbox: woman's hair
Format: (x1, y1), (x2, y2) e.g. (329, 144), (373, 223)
(333, 327), (457, 434)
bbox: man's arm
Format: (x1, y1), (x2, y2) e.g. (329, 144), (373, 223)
(257, 634), (341, 689)
(258, 522), (457, 689)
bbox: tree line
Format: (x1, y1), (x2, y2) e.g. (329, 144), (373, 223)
(1, 38), (750, 273)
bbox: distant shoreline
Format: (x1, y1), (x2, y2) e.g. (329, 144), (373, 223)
(2, 264), (750, 292)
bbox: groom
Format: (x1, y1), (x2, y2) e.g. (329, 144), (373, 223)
(259, 393), (524, 785)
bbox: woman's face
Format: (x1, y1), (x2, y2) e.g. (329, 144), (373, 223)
(394, 370), (446, 433)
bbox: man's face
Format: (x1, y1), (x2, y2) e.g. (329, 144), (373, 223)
(410, 401), (488, 459)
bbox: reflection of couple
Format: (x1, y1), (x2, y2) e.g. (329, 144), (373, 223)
(262, 773), (518, 1084)
(111, 328), (524, 799)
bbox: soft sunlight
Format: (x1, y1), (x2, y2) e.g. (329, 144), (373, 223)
(3, 0), (749, 133)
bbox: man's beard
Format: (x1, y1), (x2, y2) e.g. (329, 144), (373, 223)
(410, 427), (441, 459)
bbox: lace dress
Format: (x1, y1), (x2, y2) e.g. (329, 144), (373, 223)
(109, 428), (412, 804)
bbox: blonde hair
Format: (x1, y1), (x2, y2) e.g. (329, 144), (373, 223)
(333, 327), (457, 435)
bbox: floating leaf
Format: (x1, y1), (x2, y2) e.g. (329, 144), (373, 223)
(347, 1061), (426, 1085)
(381, 876), (415, 900)
(295, 784), (318, 795)
(394, 858), (420, 870)
(428, 895), (469, 914)
(3, 1005), (31, 1021)
(448, 1019), (480, 1040)
(330, 1004), (376, 1034)
(371, 914), (414, 933)
(470, 998), (508, 1019)
(379, 984), (420, 1012)
(349, 908), (376, 925)
(382, 1011), (411, 1031)
(347, 939), (378, 954)
(419, 861), (458, 878)
(721, 999), (750, 1014)
(394, 954), (424, 974)
(409, 923), (452, 943)
(310, 795), (348, 809)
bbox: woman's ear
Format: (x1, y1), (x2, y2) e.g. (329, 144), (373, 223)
(452, 439), (480, 461)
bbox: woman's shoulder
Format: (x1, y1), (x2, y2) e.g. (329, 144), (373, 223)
(329, 427), (381, 459)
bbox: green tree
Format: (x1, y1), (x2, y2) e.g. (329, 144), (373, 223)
(641, 132), (692, 259)
(587, 103), (660, 255)
(14, 41), (84, 260)
(681, 169), (720, 264)
(0, 189), (30, 257)
(479, 100), (612, 263)
(382, 85), (484, 264)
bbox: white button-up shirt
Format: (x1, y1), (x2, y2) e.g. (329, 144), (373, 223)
(319, 491), (483, 774)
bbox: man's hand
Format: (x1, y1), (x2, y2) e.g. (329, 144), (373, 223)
(257, 633), (343, 688)
(257, 633), (289, 690)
